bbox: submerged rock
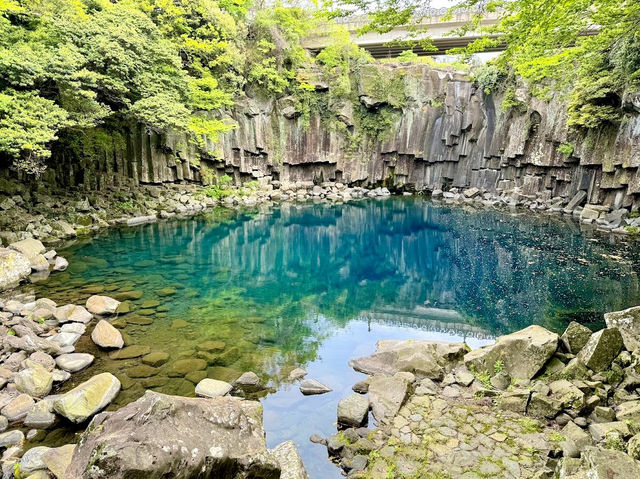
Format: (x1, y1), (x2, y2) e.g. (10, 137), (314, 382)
(349, 339), (468, 380)
(65, 391), (291, 479)
(464, 325), (558, 380)
(53, 372), (121, 423)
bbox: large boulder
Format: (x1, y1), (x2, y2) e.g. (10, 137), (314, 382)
(0, 248), (31, 290)
(464, 325), (558, 380)
(91, 320), (124, 349)
(577, 328), (623, 372)
(605, 306), (640, 352)
(53, 372), (121, 423)
(66, 391), (293, 479)
(86, 295), (120, 315)
(349, 339), (468, 380)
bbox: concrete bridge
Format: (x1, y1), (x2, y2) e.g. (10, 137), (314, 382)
(303, 9), (503, 58)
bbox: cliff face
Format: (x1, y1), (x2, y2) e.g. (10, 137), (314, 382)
(37, 63), (640, 210)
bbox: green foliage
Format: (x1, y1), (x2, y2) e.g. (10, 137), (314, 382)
(493, 360), (504, 374)
(473, 63), (505, 95)
(0, 0), (242, 174)
(547, 431), (565, 443)
(501, 88), (526, 113)
(203, 173), (234, 199)
(246, 5), (315, 96)
(625, 226), (640, 237)
(557, 143), (574, 158)
(603, 432), (626, 451)
(397, 50), (419, 62)
(450, 0), (640, 129)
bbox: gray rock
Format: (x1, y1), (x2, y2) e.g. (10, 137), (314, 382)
(560, 321), (592, 354)
(19, 445), (49, 473)
(561, 421), (592, 458)
(14, 361), (53, 397)
(234, 371), (262, 391)
(55, 353), (94, 373)
(465, 325), (558, 380)
(42, 444), (75, 479)
(577, 328), (623, 372)
(368, 374), (409, 423)
(605, 306), (640, 352)
(337, 394), (369, 428)
(50, 331), (81, 347)
(24, 399), (56, 429)
(0, 248), (31, 291)
(54, 304), (92, 324)
(287, 368), (307, 381)
(0, 429), (24, 447)
(271, 440), (310, 479)
(1, 394), (34, 422)
(91, 319), (124, 349)
(588, 421), (631, 442)
(299, 379), (332, 395)
(349, 339), (467, 380)
(616, 400), (640, 422)
(65, 391), (285, 479)
(85, 295), (120, 315)
(581, 446), (640, 477)
(53, 256), (68, 271)
(53, 373), (121, 423)
(194, 378), (232, 398)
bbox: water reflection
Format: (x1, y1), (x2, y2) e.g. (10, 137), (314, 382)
(22, 197), (640, 476)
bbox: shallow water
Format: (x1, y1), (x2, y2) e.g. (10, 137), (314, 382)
(23, 197), (640, 477)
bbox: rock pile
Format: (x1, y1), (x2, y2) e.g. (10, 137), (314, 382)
(324, 308), (640, 478)
(0, 292), (126, 476)
(434, 187), (637, 235)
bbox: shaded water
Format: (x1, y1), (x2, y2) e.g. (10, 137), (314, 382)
(24, 198), (640, 477)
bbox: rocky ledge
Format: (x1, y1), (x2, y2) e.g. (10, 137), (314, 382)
(322, 309), (640, 478)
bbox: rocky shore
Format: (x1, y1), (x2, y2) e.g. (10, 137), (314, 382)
(1, 176), (640, 478)
(0, 286), (311, 478)
(319, 311), (640, 478)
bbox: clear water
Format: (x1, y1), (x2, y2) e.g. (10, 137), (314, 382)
(24, 197), (640, 477)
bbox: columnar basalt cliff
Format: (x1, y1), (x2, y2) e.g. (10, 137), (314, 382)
(25, 63), (640, 210)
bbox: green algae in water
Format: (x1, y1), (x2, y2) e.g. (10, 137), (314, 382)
(22, 198), (640, 475)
